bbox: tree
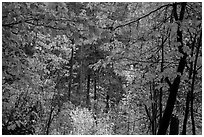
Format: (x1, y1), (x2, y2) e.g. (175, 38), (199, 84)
(2, 2), (202, 135)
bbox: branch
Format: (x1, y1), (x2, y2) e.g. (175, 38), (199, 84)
(112, 4), (172, 31)
(2, 18), (36, 27)
(196, 66), (202, 71)
(25, 21), (66, 30)
(165, 77), (172, 87)
(3, 17), (73, 30)
(172, 3), (178, 21)
(144, 104), (152, 123)
(115, 57), (179, 65)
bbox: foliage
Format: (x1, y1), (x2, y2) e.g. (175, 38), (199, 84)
(2, 2), (202, 135)
(70, 107), (95, 135)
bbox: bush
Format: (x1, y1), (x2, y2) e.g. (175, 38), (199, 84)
(94, 115), (115, 135)
(70, 107), (95, 135)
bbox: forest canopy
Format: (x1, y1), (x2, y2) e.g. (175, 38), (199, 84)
(2, 2), (202, 135)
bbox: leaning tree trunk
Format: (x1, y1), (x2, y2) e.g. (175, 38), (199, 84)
(190, 31), (201, 135)
(182, 33), (196, 135)
(157, 3), (187, 135)
(46, 106), (54, 135)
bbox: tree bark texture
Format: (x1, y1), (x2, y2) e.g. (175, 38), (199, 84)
(170, 115), (179, 135)
(157, 2), (187, 135)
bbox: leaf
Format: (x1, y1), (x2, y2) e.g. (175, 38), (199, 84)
(7, 124), (16, 130)
(182, 45), (191, 55)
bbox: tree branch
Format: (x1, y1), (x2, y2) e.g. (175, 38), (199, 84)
(112, 4), (172, 31)
(144, 104), (152, 123)
(115, 57), (179, 65)
(25, 21), (66, 30)
(165, 77), (172, 87)
(2, 18), (36, 28)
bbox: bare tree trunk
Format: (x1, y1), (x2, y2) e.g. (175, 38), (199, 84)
(157, 3), (187, 134)
(86, 71), (91, 109)
(170, 115), (179, 135)
(182, 92), (190, 135)
(105, 90), (109, 113)
(153, 82), (157, 135)
(92, 71), (98, 125)
(149, 81), (155, 135)
(159, 37), (164, 123)
(94, 72), (97, 101)
(149, 80), (157, 135)
(182, 34), (196, 134)
(190, 92), (195, 135)
(78, 45), (84, 103)
(190, 31), (201, 135)
(46, 106), (54, 135)
(68, 47), (74, 100)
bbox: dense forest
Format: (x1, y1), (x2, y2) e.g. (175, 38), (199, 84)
(2, 2), (202, 135)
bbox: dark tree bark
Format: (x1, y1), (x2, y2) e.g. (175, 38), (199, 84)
(170, 115), (179, 135)
(46, 106), (54, 135)
(105, 78), (110, 113)
(94, 72), (97, 101)
(105, 91), (110, 113)
(157, 2), (187, 135)
(86, 71), (91, 109)
(149, 81), (157, 135)
(152, 82), (157, 135)
(182, 35), (196, 135)
(190, 31), (201, 135)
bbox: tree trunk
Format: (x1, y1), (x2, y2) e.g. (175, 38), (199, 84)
(169, 115), (179, 135)
(182, 34), (196, 135)
(105, 78), (110, 113)
(68, 47), (74, 100)
(94, 72), (97, 101)
(86, 71), (91, 109)
(152, 82), (157, 135)
(190, 31), (201, 135)
(157, 3), (187, 135)
(150, 81), (157, 135)
(46, 106), (54, 135)
(182, 92), (190, 135)
(78, 45), (84, 103)
(190, 91), (196, 135)
(159, 36), (164, 123)
(93, 71), (98, 124)
(105, 91), (109, 113)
